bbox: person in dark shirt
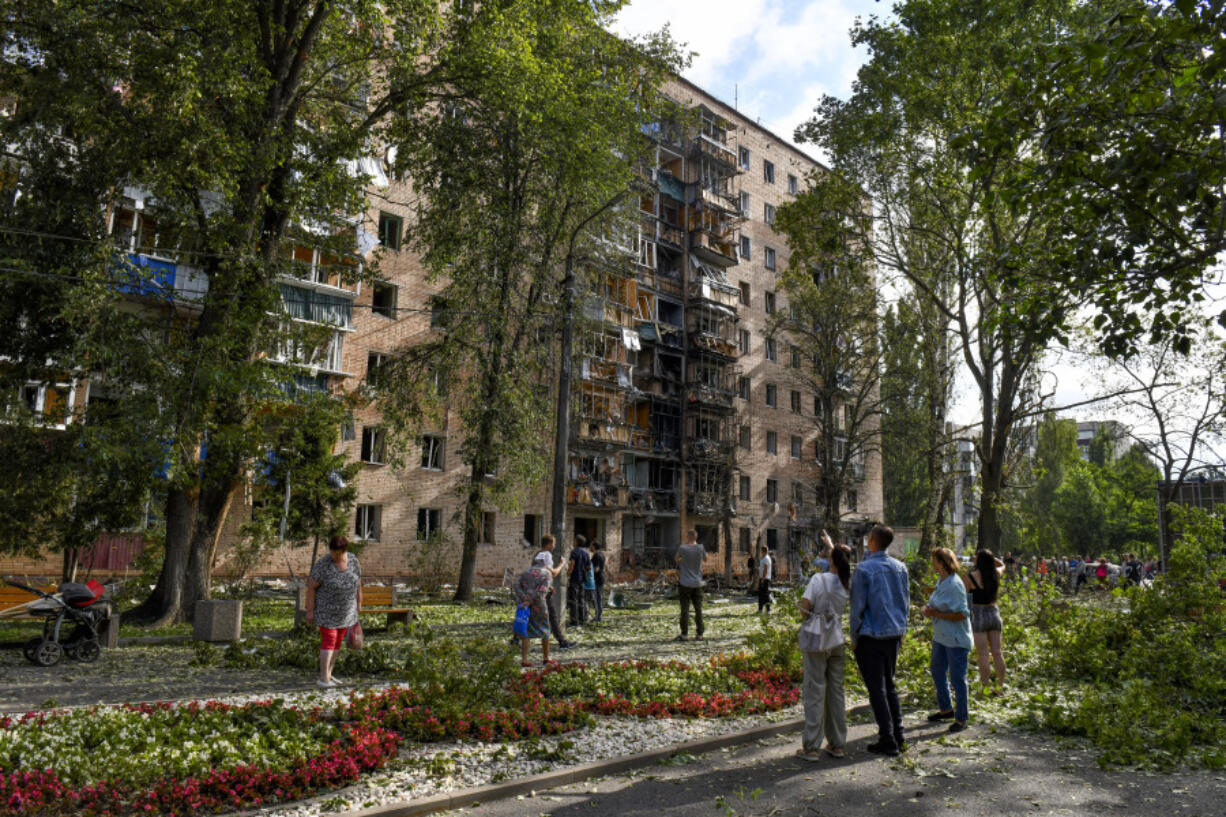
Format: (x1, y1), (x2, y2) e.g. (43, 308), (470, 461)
(567, 535), (592, 627)
(589, 542), (606, 622)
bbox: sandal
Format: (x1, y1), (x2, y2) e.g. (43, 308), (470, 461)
(824, 746), (845, 759)
(795, 749), (822, 762)
(520, 661), (534, 668)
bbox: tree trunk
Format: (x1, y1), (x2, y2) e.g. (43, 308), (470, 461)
(60, 548), (78, 584)
(454, 464), (485, 601)
(130, 488), (197, 625)
(977, 457), (1004, 555)
(183, 480), (238, 618)
(722, 512), (734, 584)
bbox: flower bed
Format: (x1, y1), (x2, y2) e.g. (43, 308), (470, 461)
(0, 701), (399, 816)
(525, 659), (799, 718)
(344, 687), (592, 742)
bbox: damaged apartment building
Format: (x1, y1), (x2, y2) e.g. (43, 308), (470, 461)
(329, 77), (882, 585)
(0, 77), (883, 585)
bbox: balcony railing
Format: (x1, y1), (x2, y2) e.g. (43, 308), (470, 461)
(687, 490), (732, 517)
(626, 487), (679, 514)
(692, 185), (739, 215)
(690, 230), (738, 267)
(568, 481), (623, 509)
(690, 133), (738, 168)
(686, 437), (735, 461)
(686, 383), (735, 410)
(688, 332), (738, 359)
(116, 253), (211, 305)
(687, 277), (740, 309)
(658, 224), (685, 249)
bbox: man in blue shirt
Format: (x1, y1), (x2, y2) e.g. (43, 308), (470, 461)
(849, 524), (910, 756)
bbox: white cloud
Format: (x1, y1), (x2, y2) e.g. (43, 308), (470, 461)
(613, 1), (885, 160)
(613, 0), (771, 89)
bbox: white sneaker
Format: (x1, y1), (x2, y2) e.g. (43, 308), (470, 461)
(316, 679), (336, 688)
(330, 676), (345, 686)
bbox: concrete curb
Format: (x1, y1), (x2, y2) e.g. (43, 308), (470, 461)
(340, 716), (805, 817)
(325, 699), (871, 817)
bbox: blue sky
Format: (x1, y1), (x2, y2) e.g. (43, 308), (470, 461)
(614, 0), (892, 160)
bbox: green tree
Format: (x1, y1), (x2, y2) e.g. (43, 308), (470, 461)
(1029, 414), (1082, 550)
(1101, 443), (1161, 557)
(1051, 459), (1108, 556)
(881, 304), (928, 528)
(242, 395), (361, 575)
(3, 0), (453, 623)
(794, 0), (1076, 556)
(1087, 425), (1116, 468)
(377, 1), (681, 599)
(881, 291), (955, 562)
(1091, 322), (1226, 567)
(974, 0), (1226, 356)
(771, 185), (883, 541)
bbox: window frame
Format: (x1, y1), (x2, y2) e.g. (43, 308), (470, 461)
(360, 426), (387, 465)
(354, 504), (382, 541)
(416, 507), (442, 540)
(371, 280), (398, 319)
(421, 434), (445, 470)
(377, 211), (403, 251)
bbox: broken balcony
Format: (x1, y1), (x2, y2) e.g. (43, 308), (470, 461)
(567, 453), (625, 509)
(685, 362), (738, 411)
(572, 382), (637, 447)
(685, 410), (735, 461)
(688, 208), (739, 267)
(686, 462), (734, 518)
(686, 305), (739, 361)
(687, 258), (740, 309)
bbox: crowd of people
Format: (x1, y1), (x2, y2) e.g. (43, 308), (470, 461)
(301, 527), (1166, 755)
(1005, 551), (1156, 590)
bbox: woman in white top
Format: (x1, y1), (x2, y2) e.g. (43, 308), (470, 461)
(796, 532), (853, 761)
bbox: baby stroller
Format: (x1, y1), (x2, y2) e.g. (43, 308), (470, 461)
(5, 579), (110, 666)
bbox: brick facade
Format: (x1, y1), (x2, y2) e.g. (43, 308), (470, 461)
(8, 78), (883, 587)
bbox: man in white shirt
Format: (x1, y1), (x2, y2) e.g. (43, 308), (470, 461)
(535, 535), (575, 649)
(758, 548), (774, 614)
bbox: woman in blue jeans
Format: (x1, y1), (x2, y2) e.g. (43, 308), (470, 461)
(922, 547), (973, 733)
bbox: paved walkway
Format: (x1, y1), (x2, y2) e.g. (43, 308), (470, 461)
(435, 713), (1225, 817)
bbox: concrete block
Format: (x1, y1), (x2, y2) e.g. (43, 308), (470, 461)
(193, 599), (243, 642)
(100, 610), (120, 649)
(295, 586), (309, 628)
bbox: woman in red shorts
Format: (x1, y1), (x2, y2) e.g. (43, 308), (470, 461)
(305, 536), (362, 687)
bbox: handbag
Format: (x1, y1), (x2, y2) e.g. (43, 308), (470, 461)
(513, 604), (531, 637)
(584, 566), (596, 591)
(346, 621), (364, 650)
(799, 575), (844, 652)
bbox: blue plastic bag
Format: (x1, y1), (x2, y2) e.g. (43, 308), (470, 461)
(513, 604), (530, 637)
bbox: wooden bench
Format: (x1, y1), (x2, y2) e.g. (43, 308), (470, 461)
(0, 584), (57, 621)
(360, 585), (413, 628)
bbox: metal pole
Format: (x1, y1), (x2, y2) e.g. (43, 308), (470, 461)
(279, 470), (292, 542)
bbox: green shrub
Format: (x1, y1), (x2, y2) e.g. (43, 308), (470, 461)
(223, 620), (521, 711)
(1017, 506), (1226, 767)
